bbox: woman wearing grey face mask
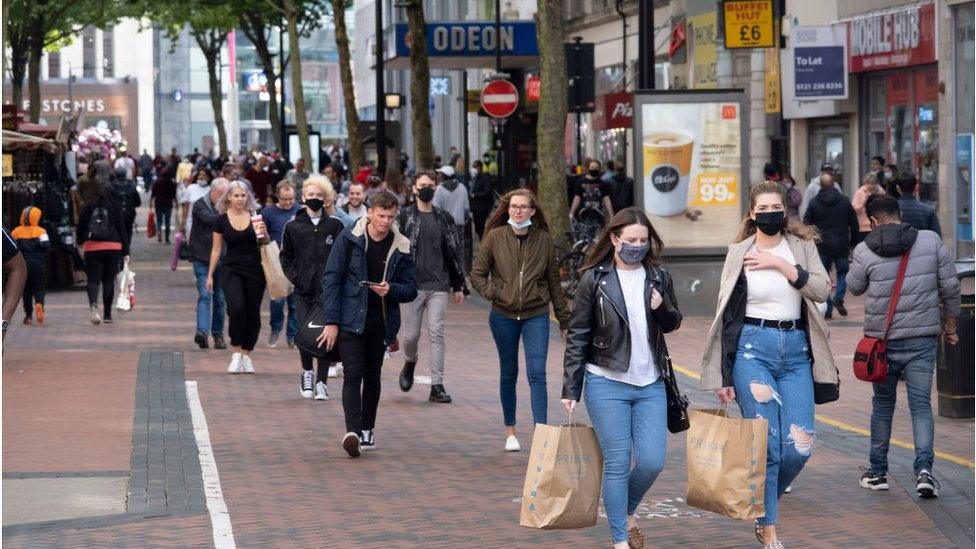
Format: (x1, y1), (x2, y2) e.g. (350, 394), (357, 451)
(560, 207), (682, 549)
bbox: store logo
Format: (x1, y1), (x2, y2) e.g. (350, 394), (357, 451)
(722, 105), (737, 119)
(651, 166), (680, 192)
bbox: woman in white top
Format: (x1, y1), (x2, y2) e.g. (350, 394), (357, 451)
(699, 181), (835, 549)
(561, 208), (682, 549)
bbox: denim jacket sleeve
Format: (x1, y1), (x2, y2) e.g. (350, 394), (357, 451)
(322, 232), (348, 325)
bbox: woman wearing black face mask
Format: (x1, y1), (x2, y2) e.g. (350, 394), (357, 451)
(698, 181), (835, 548)
(560, 207), (681, 549)
(569, 160), (614, 228)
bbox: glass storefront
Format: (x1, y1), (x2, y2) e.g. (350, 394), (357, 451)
(954, 2), (975, 256)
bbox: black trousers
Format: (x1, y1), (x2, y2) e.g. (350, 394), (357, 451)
(339, 318), (386, 434)
(472, 210), (489, 240)
(22, 261), (47, 316)
(296, 295), (331, 383)
(85, 250), (121, 318)
(222, 269), (265, 351)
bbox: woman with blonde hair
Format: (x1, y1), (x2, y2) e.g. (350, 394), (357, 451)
(207, 180), (268, 374)
(699, 181), (836, 548)
(470, 189), (571, 451)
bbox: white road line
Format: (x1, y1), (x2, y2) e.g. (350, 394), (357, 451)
(186, 380), (236, 549)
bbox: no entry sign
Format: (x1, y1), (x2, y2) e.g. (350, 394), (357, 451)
(480, 79), (519, 118)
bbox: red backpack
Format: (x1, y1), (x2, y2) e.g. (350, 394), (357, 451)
(852, 252), (910, 382)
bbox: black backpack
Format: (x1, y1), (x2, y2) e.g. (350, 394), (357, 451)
(88, 206), (118, 242)
(111, 181), (136, 218)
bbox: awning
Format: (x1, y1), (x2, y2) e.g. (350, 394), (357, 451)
(2, 129), (59, 153)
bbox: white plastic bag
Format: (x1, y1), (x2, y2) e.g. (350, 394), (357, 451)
(115, 260), (136, 312)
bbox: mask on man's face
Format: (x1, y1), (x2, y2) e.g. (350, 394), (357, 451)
(417, 186), (435, 203)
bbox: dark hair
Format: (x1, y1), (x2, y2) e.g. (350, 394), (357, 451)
(866, 194), (900, 220)
(580, 208), (664, 271)
(897, 174), (918, 194)
(606, 160), (615, 171)
(348, 180), (366, 192)
(763, 162), (780, 177)
(871, 156), (886, 166)
(482, 189), (550, 234)
(368, 190), (399, 211)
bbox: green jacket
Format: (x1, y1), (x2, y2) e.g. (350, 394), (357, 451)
(470, 225), (571, 330)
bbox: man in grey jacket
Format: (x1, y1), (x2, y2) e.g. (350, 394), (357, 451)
(848, 194), (960, 499)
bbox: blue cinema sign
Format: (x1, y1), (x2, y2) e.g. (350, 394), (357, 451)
(394, 21), (539, 58)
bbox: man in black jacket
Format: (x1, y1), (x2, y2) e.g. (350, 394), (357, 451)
(190, 180), (229, 349)
(397, 172), (466, 403)
(896, 176), (941, 236)
(803, 173), (859, 318)
(468, 160), (495, 239)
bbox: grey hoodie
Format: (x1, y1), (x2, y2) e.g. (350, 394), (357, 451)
(847, 223), (960, 340)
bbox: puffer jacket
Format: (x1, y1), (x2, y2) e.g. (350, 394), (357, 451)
(847, 223), (960, 340)
(280, 208), (345, 299)
(562, 260), (682, 402)
(11, 207), (50, 265)
(397, 203), (466, 292)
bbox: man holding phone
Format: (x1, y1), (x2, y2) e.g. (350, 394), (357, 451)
(318, 191), (417, 457)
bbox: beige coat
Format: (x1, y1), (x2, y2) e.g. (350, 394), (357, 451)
(698, 233), (838, 390)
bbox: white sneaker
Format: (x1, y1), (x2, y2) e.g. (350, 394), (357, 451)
(301, 370), (314, 398)
(328, 366), (338, 378)
(90, 306), (102, 325)
(241, 355), (255, 374)
(335, 363), (343, 377)
(505, 435), (521, 452)
(227, 353), (243, 374)
(314, 381), (330, 401)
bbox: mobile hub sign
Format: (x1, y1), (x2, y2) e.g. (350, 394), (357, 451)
(791, 25), (848, 100)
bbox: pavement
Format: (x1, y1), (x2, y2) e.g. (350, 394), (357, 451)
(2, 205), (973, 548)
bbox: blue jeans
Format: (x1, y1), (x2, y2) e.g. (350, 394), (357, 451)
(269, 294), (298, 340)
(584, 372), (667, 544)
(819, 252), (849, 315)
(733, 324), (815, 526)
(869, 336), (937, 475)
(192, 261), (225, 336)
(488, 310), (549, 426)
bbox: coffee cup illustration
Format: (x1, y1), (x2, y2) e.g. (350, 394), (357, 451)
(643, 130), (694, 216)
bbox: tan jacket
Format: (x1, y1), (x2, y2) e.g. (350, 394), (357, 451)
(698, 233), (838, 390)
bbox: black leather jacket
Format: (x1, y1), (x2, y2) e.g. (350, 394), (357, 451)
(397, 203), (466, 291)
(562, 260), (682, 401)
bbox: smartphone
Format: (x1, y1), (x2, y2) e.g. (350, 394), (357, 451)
(359, 281), (380, 287)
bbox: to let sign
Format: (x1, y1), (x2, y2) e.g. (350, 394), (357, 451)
(481, 79), (519, 118)
(791, 25), (848, 100)
(724, 0), (775, 48)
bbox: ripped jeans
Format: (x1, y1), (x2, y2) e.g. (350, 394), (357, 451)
(733, 324), (815, 526)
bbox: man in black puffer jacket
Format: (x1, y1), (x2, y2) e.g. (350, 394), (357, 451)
(803, 173), (859, 318)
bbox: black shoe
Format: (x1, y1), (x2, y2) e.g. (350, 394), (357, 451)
(833, 298), (848, 316)
(399, 361), (416, 392)
(824, 309), (833, 320)
(194, 331), (209, 349)
(213, 335), (227, 349)
(360, 429), (376, 451)
(102, 317), (114, 324)
(429, 384), (452, 403)
(859, 469), (890, 491)
(916, 470), (940, 498)
(342, 432), (361, 458)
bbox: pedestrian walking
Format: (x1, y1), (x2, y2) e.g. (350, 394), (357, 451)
(110, 167), (141, 244)
(468, 160), (495, 239)
(848, 194), (960, 498)
(11, 207), (51, 325)
(698, 181), (835, 548)
(469, 189), (571, 451)
(397, 171), (466, 404)
(190, 179), (230, 350)
(341, 181), (368, 222)
(262, 180), (301, 348)
(803, 173), (859, 319)
(570, 159), (615, 228)
(150, 168), (178, 244)
(779, 174), (803, 219)
(896, 176), (941, 236)
(246, 156), (275, 206)
(799, 163), (841, 218)
(280, 175), (345, 401)
(180, 168), (214, 239)
(560, 208), (682, 549)
(318, 191), (417, 457)
(77, 185), (130, 325)
(139, 149), (154, 193)
(206, 181), (268, 374)
(607, 163), (635, 214)
(852, 173), (886, 245)
(285, 158), (310, 187)
(3, 228), (28, 340)
(432, 165), (472, 271)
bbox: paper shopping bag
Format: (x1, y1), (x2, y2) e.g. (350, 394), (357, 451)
(686, 409), (767, 520)
(260, 241), (294, 299)
(519, 423), (603, 530)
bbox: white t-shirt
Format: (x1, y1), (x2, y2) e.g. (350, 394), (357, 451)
(745, 238), (802, 320)
(586, 267), (660, 387)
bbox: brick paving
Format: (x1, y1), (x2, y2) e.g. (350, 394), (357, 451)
(2, 206), (972, 547)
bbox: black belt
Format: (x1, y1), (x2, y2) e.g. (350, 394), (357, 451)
(744, 316), (806, 331)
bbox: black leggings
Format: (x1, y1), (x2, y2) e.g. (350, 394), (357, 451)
(22, 261), (47, 317)
(85, 250), (121, 318)
(222, 269), (265, 351)
(339, 319), (387, 433)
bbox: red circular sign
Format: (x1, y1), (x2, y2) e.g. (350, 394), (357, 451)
(480, 79), (519, 118)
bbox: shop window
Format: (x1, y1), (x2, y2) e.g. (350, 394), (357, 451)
(103, 24), (114, 78)
(82, 27), (97, 78)
(47, 51), (61, 79)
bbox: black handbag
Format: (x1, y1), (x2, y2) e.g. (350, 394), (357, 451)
(293, 298), (342, 362)
(656, 332), (689, 433)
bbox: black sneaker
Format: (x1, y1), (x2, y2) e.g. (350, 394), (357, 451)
(429, 384), (452, 403)
(342, 432), (361, 458)
(194, 331), (209, 349)
(213, 335), (227, 349)
(916, 470), (940, 498)
(300, 370), (314, 399)
(833, 298), (848, 316)
(824, 308), (833, 320)
(859, 470), (889, 491)
(360, 429), (376, 451)
(399, 361), (416, 392)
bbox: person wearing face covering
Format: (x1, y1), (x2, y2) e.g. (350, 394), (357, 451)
(699, 181), (835, 549)
(560, 208), (681, 549)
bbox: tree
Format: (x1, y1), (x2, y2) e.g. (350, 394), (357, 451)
(4, 0), (31, 111)
(404, 0), (433, 170)
(191, 25), (231, 156)
(328, 0), (364, 172)
(535, 0), (569, 237)
(238, 10), (287, 151)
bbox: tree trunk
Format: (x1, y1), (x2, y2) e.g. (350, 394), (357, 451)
(284, 0), (312, 168)
(241, 15), (284, 151)
(8, 45), (27, 112)
(27, 35), (43, 122)
(196, 33), (228, 156)
(405, 0), (433, 170)
(535, 0), (569, 238)
(331, 0), (363, 172)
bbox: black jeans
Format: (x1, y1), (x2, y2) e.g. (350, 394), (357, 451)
(22, 261), (47, 317)
(339, 318), (387, 434)
(85, 250), (121, 318)
(222, 270), (266, 351)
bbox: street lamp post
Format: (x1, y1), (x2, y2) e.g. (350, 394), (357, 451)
(375, 0), (386, 174)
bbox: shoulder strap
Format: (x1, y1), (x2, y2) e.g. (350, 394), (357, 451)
(882, 251), (911, 340)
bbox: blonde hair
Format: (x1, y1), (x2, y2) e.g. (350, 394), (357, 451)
(217, 180), (260, 214)
(734, 180), (818, 242)
(302, 175), (337, 212)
